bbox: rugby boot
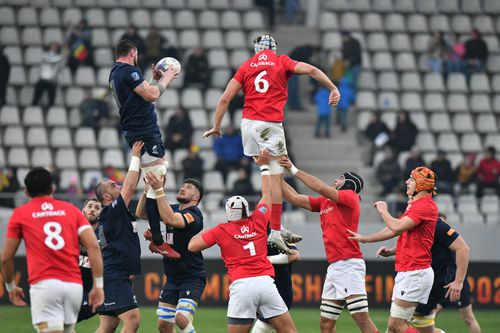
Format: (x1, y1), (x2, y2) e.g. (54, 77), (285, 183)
(267, 234), (291, 254)
(149, 242), (181, 259)
(144, 229), (153, 241)
(280, 227), (303, 243)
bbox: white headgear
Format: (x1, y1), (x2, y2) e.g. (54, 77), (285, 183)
(253, 34), (277, 54)
(225, 196), (250, 221)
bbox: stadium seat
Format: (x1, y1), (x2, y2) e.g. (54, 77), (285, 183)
(211, 69), (231, 89)
(59, 169), (80, 190)
(357, 111), (372, 131)
(85, 8), (106, 27)
(157, 89), (179, 109)
(439, 0), (460, 13)
(470, 73), (491, 93)
(26, 127), (49, 147)
(423, 73), (446, 92)
(31, 147), (53, 167)
(1, 26), (20, 45)
(209, 0), (229, 9)
(481, 195), (499, 215)
(199, 10), (219, 29)
(319, 12), (339, 31)
(4, 46), (23, 66)
(461, 213), (484, 225)
(251, 171), (262, 190)
(483, 35), (499, 53)
(181, 88), (204, 109)
(220, 11), (240, 30)
(395, 53), (417, 71)
(325, 0), (350, 11)
(451, 14), (472, 33)
(23, 106), (44, 126)
(487, 55), (500, 73)
(429, 113), (452, 132)
(390, 33), (412, 52)
(372, 52), (393, 71)
(437, 133), (460, 152)
(130, 9), (151, 29)
(416, 132), (437, 152)
(175, 10), (197, 29)
(484, 134), (500, 151)
(62, 8), (82, 25)
(74, 0), (96, 7)
(385, 14), (406, 32)
(199, 150), (216, 170)
(340, 13), (362, 32)
(58, 67), (73, 86)
(226, 170), (239, 191)
(24, 46), (43, 66)
(367, 33), (389, 52)
(50, 127), (73, 148)
(472, 15), (494, 34)
(81, 170), (102, 190)
(430, 15), (451, 32)
(151, 9), (173, 28)
(205, 88), (222, 110)
(74, 127), (97, 148)
(356, 91), (376, 110)
(377, 72), (399, 91)
(0, 148), (5, 167)
(378, 92), (399, 111)
(0, 106), (20, 125)
(373, 0), (393, 12)
(401, 92), (423, 111)
(188, 109), (208, 129)
(461, 0), (482, 14)
(447, 73), (468, 92)
(77, 148), (101, 169)
(230, 49), (251, 68)
(322, 32), (342, 50)
(470, 94), (492, 113)
(435, 194), (455, 213)
(401, 72), (422, 91)
(446, 93), (468, 113)
(9, 66), (26, 86)
(17, 7), (38, 26)
(493, 95), (500, 114)
(358, 71), (377, 90)
(3, 127), (25, 147)
(226, 31), (247, 50)
(102, 149), (124, 168)
(166, 0), (185, 8)
(43, 27), (64, 45)
(172, 149), (190, 170)
(409, 112), (428, 131)
(98, 128), (120, 149)
(40, 8), (60, 27)
(233, 0), (253, 10)
(243, 11), (265, 30)
(460, 133), (482, 153)
(8, 147), (30, 167)
(55, 148), (77, 169)
(0, 7), (15, 26)
(208, 49), (229, 68)
(74, 67), (95, 87)
(179, 30), (201, 49)
(476, 114), (498, 133)
(65, 87), (86, 108)
(108, 9), (128, 28)
(94, 48), (113, 67)
(412, 34), (430, 53)
(417, 0), (437, 14)
(452, 113), (474, 133)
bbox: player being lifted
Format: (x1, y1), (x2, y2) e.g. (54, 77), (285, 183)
(189, 149), (298, 333)
(349, 167), (438, 333)
(109, 39), (179, 258)
(279, 157), (379, 333)
(1, 168), (104, 333)
(204, 33), (341, 253)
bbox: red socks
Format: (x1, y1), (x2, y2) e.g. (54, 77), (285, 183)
(270, 204), (282, 231)
(403, 326), (419, 333)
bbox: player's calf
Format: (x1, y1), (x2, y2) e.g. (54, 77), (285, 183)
(157, 305), (176, 333)
(176, 298), (198, 333)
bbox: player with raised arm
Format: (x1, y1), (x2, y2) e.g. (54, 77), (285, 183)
(1, 168), (104, 333)
(109, 39), (178, 258)
(348, 167), (438, 333)
(188, 149), (298, 333)
(94, 141), (143, 333)
(76, 197), (103, 327)
(203, 33), (340, 254)
(436, 213), (481, 333)
(279, 157), (379, 333)
(136, 175), (205, 333)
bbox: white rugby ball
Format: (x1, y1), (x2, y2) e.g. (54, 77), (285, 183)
(155, 57), (181, 75)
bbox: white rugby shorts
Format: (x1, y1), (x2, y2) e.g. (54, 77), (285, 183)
(392, 267), (434, 304)
(30, 279), (83, 326)
(322, 259), (367, 300)
(227, 276), (288, 320)
(241, 119), (288, 157)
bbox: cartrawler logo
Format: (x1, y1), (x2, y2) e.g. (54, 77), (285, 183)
(240, 226), (250, 234)
(41, 202), (53, 211)
(258, 54), (267, 61)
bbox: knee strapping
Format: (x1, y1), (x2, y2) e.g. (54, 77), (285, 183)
(411, 312), (436, 328)
(346, 295), (369, 314)
(269, 160), (284, 175)
(390, 302), (416, 321)
(157, 305), (176, 323)
(176, 298), (198, 323)
(34, 321), (64, 333)
(251, 319), (273, 333)
(320, 300), (343, 320)
(180, 322), (196, 333)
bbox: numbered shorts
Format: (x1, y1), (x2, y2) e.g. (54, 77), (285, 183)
(322, 259), (367, 300)
(438, 278), (471, 309)
(30, 279), (83, 326)
(227, 276), (288, 320)
(241, 119), (288, 157)
(392, 267), (434, 304)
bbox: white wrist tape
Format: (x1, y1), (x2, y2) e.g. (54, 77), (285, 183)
(129, 156), (141, 172)
(5, 281), (15, 292)
(268, 253), (289, 265)
(290, 165), (299, 175)
(95, 276), (104, 288)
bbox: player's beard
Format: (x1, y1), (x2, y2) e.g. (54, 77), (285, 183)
(177, 195), (190, 204)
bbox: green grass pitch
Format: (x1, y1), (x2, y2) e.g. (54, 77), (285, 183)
(1, 306), (499, 332)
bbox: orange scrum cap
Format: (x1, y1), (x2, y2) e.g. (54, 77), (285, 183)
(411, 166), (437, 195)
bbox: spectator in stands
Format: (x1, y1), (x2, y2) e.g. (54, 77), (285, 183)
(120, 25), (146, 71)
(226, 167), (257, 207)
(431, 150), (455, 195)
(47, 164), (61, 192)
(427, 31), (450, 73)
(0, 167), (19, 208)
(341, 31), (362, 87)
(376, 148), (401, 196)
(447, 33), (466, 73)
(164, 106), (193, 158)
(330, 51), (345, 84)
(0, 45), (10, 107)
(391, 112), (418, 155)
(213, 125), (245, 184)
(287, 45), (318, 111)
(455, 154), (477, 194)
(403, 147), (426, 181)
(65, 19), (94, 75)
(65, 175), (82, 197)
(227, 90), (244, 123)
(80, 90), (111, 129)
(335, 72), (356, 132)
(314, 86), (331, 138)
(475, 146), (500, 198)
(255, 0), (276, 28)
(464, 28), (489, 74)
(103, 165), (125, 184)
(85, 176), (99, 196)
(183, 47), (210, 91)
(182, 144), (204, 181)
(32, 42), (65, 108)
(364, 111), (390, 166)
(144, 28), (180, 68)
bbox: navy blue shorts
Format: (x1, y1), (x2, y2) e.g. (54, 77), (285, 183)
(438, 278), (472, 309)
(160, 276), (206, 305)
(126, 131), (165, 159)
(415, 280), (447, 316)
(97, 273), (138, 316)
(77, 292), (98, 322)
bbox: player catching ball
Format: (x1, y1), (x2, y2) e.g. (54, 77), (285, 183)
(204, 33), (340, 253)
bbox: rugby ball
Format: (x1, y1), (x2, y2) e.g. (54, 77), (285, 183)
(155, 57), (181, 75)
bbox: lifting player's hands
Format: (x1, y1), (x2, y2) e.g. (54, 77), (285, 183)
(329, 86), (341, 106)
(8, 285), (27, 307)
(444, 279), (463, 302)
(376, 246), (395, 258)
(131, 141), (144, 158)
(347, 229), (367, 243)
(373, 201), (388, 214)
(202, 127), (221, 138)
(145, 172), (166, 191)
(278, 156), (293, 170)
(255, 149), (271, 166)
(88, 286), (104, 313)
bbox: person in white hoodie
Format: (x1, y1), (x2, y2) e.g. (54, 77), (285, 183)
(32, 42), (65, 108)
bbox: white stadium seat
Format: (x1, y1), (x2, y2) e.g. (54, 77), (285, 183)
(50, 127), (73, 148)
(74, 127), (97, 148)
(8, 148), (30, 167)
(26, 127), (49, 147)
(31, 148), (53, 167)
(55, 148), (77, 169)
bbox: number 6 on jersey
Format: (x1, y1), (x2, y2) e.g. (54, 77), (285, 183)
(254, 70), (269, 93)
